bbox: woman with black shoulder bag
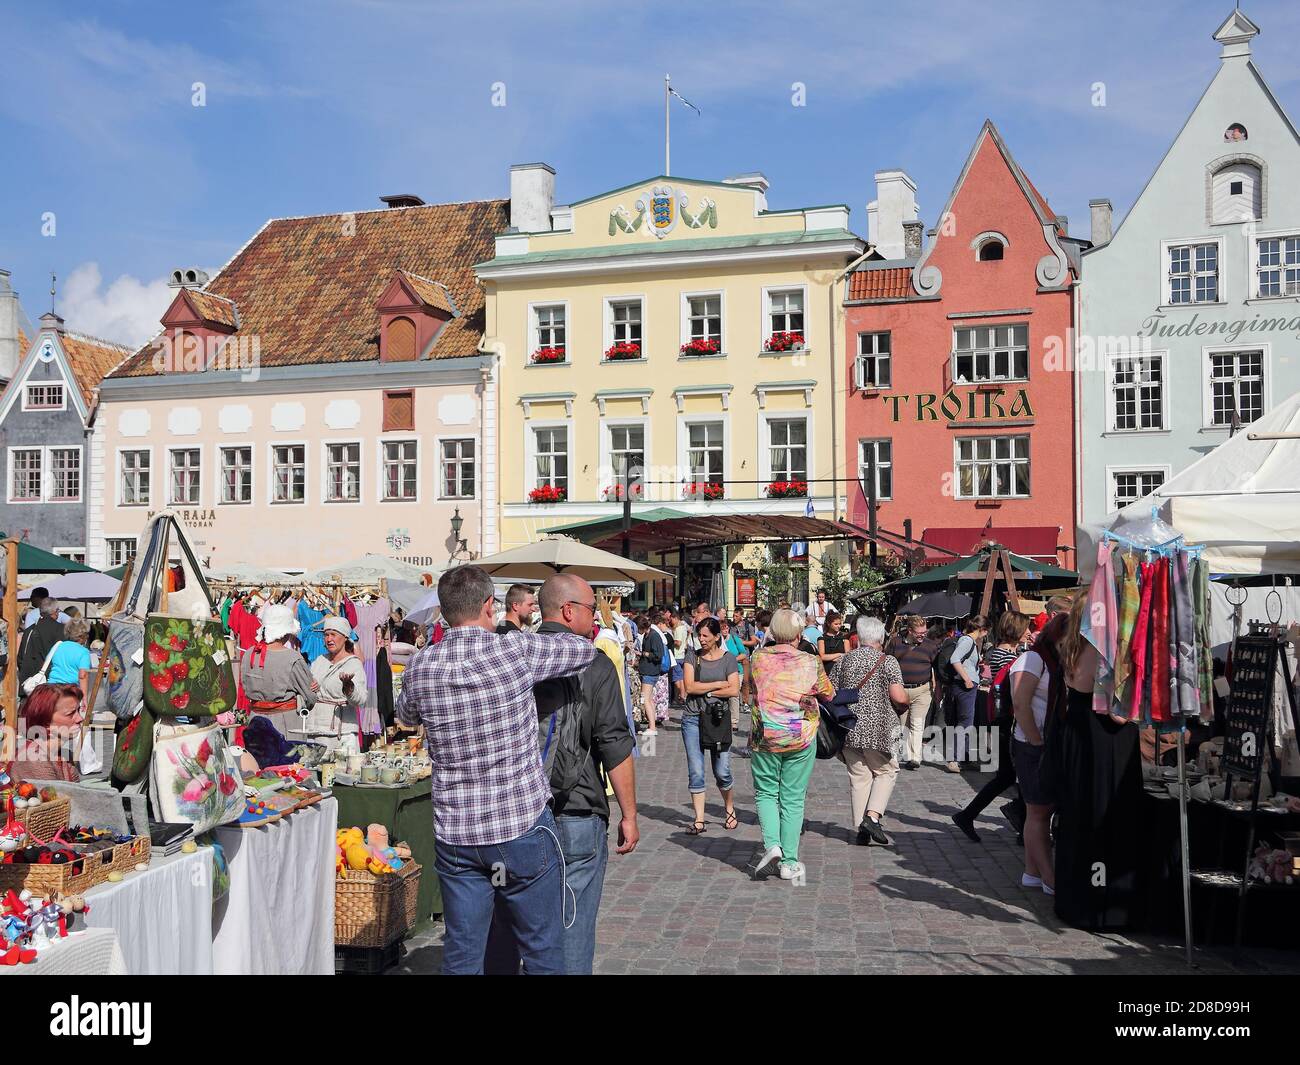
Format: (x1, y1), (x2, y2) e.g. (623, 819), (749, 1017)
(682, 617), (740, 834)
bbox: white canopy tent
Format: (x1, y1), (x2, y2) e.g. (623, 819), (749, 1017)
(1079, 391), (1300, 580)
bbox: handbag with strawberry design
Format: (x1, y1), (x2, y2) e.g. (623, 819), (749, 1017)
(142, 615), (237, 719)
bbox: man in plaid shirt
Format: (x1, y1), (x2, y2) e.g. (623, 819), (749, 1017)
(397, 565), (595, 974)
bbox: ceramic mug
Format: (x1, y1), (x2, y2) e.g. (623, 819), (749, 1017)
(319, 762), (336, 788)
(360, 765), (380, 785)
(380, 767), (402, 786)
(347, 754), (364, 775)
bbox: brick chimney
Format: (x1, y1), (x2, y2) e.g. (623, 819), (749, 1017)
(902, 220), (924, 258)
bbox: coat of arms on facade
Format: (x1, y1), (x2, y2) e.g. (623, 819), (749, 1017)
(386, 527), (411, 551)
(609, 184), (718, 238)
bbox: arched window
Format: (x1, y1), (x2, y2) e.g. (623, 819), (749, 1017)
(978, 241), (1005, 261)
(386, 316), (417, 362)
(1224, 123), (1248, 143)
(1212, 160), (1261, 223)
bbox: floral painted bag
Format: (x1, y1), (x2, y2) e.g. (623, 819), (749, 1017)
(149, 721), (243, 833)
(143, 615), (237, 718)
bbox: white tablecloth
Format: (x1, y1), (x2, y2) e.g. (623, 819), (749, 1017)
(212, 797), (337, 974)
(0, 928), (127, 976)
(83, 847), (214, 975)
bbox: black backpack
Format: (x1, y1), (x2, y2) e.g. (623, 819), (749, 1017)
(932, 636), (961, 685)
(536, 673), (592, 801)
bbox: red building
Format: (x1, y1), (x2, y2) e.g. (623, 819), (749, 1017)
(845, 121), (1085, 569)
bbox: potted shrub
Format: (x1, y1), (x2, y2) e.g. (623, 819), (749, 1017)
(602, 483), (643, 502)
(527, 484), (567, 503)
(683, 481), (724, 501)
(604, 341), (642, 361)
(765, 480), (808, 498)
(680, 338), (721, 357)
(763, 331), (805, 353)
(531, 346), (566, 364)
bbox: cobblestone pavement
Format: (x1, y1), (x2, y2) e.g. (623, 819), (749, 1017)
(396, 711), (1300, 975)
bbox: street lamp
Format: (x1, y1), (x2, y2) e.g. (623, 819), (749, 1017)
(449, 507), (467, 558)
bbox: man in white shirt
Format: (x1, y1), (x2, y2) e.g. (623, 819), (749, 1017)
(809, 589), (838, 629)
(23, 588), (70, 630)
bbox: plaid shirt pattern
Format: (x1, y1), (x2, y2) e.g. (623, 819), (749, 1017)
(396, 625), (595, 846)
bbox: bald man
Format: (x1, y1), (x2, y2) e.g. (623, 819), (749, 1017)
(485, 572), (639, 975)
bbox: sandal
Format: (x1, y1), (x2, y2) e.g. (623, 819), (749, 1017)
(686, 821), (707, 835)
(723, 809), (738, 831)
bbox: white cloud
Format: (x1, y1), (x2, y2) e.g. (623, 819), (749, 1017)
(57, 263), (174, 348)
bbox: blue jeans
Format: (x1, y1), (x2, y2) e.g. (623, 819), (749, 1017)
(681, 711), (733, 794)
(948, 681), (978, 729)
(483, 812), (610, 975)
(435, 806), (565, 975)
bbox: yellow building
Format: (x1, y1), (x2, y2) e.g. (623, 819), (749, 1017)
(476, 164), (866, 606)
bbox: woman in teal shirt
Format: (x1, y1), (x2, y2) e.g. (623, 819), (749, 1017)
(47, 618), (92, 691)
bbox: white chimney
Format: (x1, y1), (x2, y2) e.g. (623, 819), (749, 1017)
(723, 172), (769, 211)
(0, 270), (21, 383)
(509, 163), (556, 233)
(870, 170), (918, 260)
(1089, 199), (1113, 247)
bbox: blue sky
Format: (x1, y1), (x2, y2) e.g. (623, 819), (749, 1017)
(2, 0), (1298, 346)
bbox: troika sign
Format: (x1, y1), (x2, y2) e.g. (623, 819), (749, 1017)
(879, 388), (1035, 423)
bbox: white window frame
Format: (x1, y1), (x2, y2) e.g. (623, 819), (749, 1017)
(167, 446), (202, 506)
(857, 438), (893, 501)
(1201, 342), (1270, 429)
(599, 418), (651, 499)
(116, 446), (153, 508)
(1161, 236), (1225, 307)
(6, 447), (43, 504)
(676, 415), (729, 494)
(21, 382), (66, 412)
(951, 323), (1029, 384)
(54, 547), (86, 565)
(321, 439), (363, 504)
(105, 537), (138, 569)
(603, 294), (646, 358)
(679, 289), (725, 354)
(436, 435), (477, 500)
(1106, 465), (1171, 513)
(215, 443), (254, 506)
(268, 441), (308, 505)
(757, 411), (812, 487)
(1253, 229), (1300, 299)
(1104, 349), (1170, 433)
(855, 331), (892, 389)
(48, 446), (82, 503)
(525, 419), (572, 496)
(528, 300), (569, 361)
(761, 284), (809, 349)
(378, 436), (420, 503)
(953, 434), (1031, 500)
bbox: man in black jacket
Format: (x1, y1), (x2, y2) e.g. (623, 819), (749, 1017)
(18, 598), (65, 688)
(484, 572), (639, 975)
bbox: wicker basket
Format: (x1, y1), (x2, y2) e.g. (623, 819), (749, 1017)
(0, 845), (116, 898)
(335, 861), (421, 948)
(107, 835), (152, 874)
(17, 797), (71, 844)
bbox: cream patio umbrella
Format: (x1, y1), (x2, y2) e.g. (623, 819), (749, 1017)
(468, 536), (673, 586)
(306, 555), (440, 584)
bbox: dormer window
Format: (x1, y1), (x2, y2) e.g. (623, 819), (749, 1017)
(377, 271), (457, 363)
(971, 232), (1008, 262)
(386, 316), (417, 362)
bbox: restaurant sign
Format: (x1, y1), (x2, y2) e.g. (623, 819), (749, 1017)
(880, 387), (1034, 423)
(147, 508), (215, 529)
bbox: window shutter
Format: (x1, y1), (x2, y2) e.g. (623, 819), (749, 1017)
(386, 316), (417, 362)
(384, 390), (415, 432)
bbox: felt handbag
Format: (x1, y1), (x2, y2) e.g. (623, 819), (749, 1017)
(106, 615), (146, 722)
(143, 614), (237, 718)
(149, 720), (243, 833)
(112, 704), (156, 784)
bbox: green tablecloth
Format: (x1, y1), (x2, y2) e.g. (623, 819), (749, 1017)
(332, 778), (440, 924)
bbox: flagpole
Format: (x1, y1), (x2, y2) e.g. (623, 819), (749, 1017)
(664, 74), (671, 176)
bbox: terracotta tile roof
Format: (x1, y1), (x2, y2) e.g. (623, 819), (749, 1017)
(847, 266), (913, 301)
(60, 332), (133, 407)
(186, 290), (239, 328)
(397, 271), (458, 316)
(111, 198), (508, 378)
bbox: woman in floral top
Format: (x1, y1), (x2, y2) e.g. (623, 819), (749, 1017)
(836, 617), (908, 847)
(746, 609), (834, 883)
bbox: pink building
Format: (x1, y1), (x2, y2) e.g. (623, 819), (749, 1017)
(90, 196), (507, 573)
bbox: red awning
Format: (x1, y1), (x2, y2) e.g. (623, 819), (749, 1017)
(920, 526), (1062, 563)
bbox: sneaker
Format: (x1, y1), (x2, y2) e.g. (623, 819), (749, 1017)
(856, 816), (889, 846)
(902, 760), (920, 771)
(1021, 873), (1043, 888)
(778, 861), (806, 881)
(1042, 883), (1056, 896)
(944, 761), (961, 774)
(1001, 800), (1026, 837)
(951, 811), (981, 843)
(748, 845), (783, 880)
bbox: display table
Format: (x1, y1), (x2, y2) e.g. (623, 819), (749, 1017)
(333, 778), (441, 923)
(0, 928), (127, 976)
(82, 846), (214, 975)
(211, 797), (337, 974)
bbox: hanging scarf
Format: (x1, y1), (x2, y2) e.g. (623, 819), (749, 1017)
(1085, 542), (1120, 716)
(1171, 551), (1200, 718)
(1193, 557), (1215, 719)
(1126, 560), (1156, 722)
(1112, 553), (1140, 709)
(1149, 557), (1172, 723)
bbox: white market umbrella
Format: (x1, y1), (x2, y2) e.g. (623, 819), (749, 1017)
(307, 554), (438, 584)
(203, 562), (294, 584)
(470, 536), (673, 586)
(386, 579), (433, 613)
(405, 588), (441, 627)
(19, 571), (121, 602)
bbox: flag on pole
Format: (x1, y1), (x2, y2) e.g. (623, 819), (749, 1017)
(668, 84), (701, 115)
(790, 497), (814, 559)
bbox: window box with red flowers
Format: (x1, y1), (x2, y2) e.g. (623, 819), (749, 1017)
(683, 481), (725, 501)
(765, 480), (808, 499)
(603, 342), (642, 362)
(763, 332), (806, 353)
(602, 483), (643, 502)
(679, 338), (722, 358)
(531, 347), (567, 364)
(528, 485), (567, 503)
